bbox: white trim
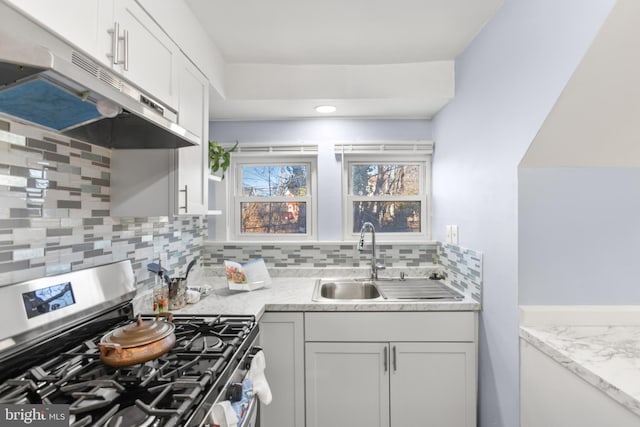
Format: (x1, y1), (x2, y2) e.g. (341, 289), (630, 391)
(231, 143), (319, 156)
(228, 155), (318, 241)
(342, 150), (432, 242)
(335, 141), (433, 156)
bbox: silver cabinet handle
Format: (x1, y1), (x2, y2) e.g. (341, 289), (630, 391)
(383, 346), (388, 372)
(107, 22), (119, 65)
(179, 185), (188, 212)
(123, 29), (129, 71)
(392, 345), (397, 372)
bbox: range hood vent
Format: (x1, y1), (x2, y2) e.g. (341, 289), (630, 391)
(0, 31), (198, 149)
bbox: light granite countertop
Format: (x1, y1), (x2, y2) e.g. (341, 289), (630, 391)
(520, 321), (640, 417)
(169, 274), (480, 319)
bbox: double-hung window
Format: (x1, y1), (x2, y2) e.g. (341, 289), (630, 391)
(341, 143), (432, 241)
(228, 145), (317, 240)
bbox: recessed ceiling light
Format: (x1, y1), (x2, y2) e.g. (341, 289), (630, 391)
(315, 105), (336, 113)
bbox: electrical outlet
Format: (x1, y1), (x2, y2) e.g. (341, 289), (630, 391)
(446, 225), (452, 244)
(451, 225), (459, 245)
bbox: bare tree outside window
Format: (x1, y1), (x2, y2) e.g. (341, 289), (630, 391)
(350, 163), (422, 233)
(240, 164), (309, 234)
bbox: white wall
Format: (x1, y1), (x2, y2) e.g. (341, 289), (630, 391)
(519, 0), (640, 304)
(431, 0), (615, 426)
(521, 0), (640, 168)
(209, 119), (432, 240)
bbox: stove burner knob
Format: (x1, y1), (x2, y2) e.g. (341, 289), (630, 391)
(227, 382), (244, 402)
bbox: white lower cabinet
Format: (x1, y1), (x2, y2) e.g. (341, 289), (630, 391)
(259, 312), (305, 427)
(304, 312), (477, 427)
(390, 342), (476, 427)
(521, 339), (640, 427)
(306, 342), (390, 427)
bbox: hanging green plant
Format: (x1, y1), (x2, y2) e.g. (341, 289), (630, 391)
(208, 141), (238, 179)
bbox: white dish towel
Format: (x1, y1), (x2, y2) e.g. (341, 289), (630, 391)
(211, 400), (238, 427)
(246, 350), (272, 405)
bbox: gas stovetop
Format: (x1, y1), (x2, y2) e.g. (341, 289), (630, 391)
(0, 313), (258, 427)
(0, 261), (259, 427)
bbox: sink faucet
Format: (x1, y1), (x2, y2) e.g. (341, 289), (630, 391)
(358, 222), (385, 279)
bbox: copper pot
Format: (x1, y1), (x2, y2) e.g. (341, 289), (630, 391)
(98, 313), (176, 367)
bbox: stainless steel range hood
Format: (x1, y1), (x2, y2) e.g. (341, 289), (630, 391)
(0, 31), (198, 149)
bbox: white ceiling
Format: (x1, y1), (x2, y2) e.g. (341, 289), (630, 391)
(186, 0), (503, 120)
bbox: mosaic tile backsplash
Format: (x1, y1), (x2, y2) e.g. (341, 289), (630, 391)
(0, 118), (205, 290)
(437, 243), (483, 303)
(203, 241), (438, 269)
(203, 241), (482, 302)
(0, 117), (482, 305)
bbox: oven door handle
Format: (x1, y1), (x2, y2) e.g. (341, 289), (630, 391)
(239, 395), (259, 427)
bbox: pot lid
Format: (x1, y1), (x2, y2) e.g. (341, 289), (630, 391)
(100, 314), (175, 348)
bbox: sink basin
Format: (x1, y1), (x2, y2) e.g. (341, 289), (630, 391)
(374, 278), (464, 300)
(317, 280), (381, 300)
(312, 277), (464, 302)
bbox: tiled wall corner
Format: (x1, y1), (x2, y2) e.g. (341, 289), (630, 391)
(0, 118), (205, 291)
(437, 242), (483, 302)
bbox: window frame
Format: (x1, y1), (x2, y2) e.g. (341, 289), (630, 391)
(228, 154), (318, 241)
(342, 152), (431, 242)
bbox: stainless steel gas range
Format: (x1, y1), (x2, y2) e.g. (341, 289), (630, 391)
(0, 261), (261, 427)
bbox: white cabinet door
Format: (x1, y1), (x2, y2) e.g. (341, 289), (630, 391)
(259, 312), (305, 427)
(306, 342), (390, 427)
(111, 149), (174, 217)
(4, 0), (113, 62)
(521, 339), (640, 427)
(174, 55), (208, 215)
(390, 342), (476, 427)
(113, 0), (178, 108)
(177, 56), (207, 142)
(111, 147), (208, 217)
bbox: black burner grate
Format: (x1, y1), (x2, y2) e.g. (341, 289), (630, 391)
(0, 313), (257, 427)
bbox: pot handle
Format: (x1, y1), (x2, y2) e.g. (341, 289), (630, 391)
(155, 312), (173, 323)
(98, 342), (123, 358)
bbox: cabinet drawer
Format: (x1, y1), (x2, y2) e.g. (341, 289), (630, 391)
(305, 312), (476, 342)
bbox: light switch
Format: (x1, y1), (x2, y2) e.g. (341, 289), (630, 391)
(451, 225), (459, 245)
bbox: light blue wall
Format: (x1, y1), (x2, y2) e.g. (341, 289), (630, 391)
(519, 167), (640, 304)
(210, 119), (432, 240)
(431, 1), (615, 426)
(210, 119), (432, 142)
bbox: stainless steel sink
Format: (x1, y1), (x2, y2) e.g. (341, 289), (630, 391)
(315, 280), (382, 300)
(374, 278), (464, 300)
(312, 277), (463, 302)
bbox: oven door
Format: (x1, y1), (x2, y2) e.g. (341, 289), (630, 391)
(240, 393), (259, 427)
(204, 340), (264, 427)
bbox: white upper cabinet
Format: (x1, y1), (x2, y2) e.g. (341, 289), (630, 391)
(6, 0), (179, 109)
(3, 0), (110, 58)
(175, 54), (209, 215)
(109, 0), (178, 109)
(177, 55), (207, 142)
